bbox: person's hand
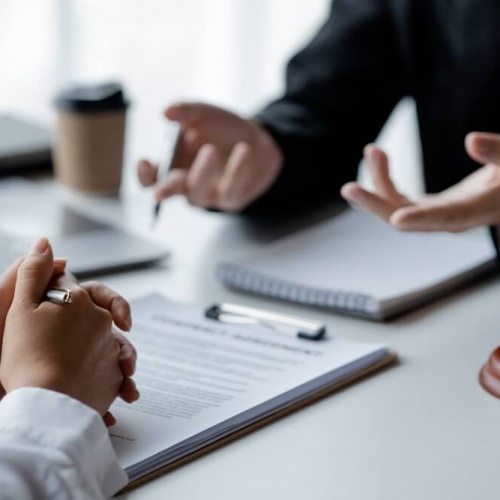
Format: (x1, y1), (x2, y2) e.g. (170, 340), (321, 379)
(341, 132), (500, 232)
(479, 347), (500, 398)
(0, 238), (126, 417)
(0, 256), (67, 399)
(138, 102), (283, 212)
(78, 280), (139, 405)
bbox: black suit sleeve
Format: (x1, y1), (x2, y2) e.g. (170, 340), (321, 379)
(247, 0), (406, 214)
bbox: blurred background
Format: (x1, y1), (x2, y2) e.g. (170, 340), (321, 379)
(0, 0), (423, 195)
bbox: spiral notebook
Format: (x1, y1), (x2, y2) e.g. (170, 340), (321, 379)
(216, 209), (498, 320)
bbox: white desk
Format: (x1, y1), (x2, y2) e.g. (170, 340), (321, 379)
(13, 183), (500, 500)
(68, 187), (497, 500)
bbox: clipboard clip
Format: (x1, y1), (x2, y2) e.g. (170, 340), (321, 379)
(205, 303), (326, 341)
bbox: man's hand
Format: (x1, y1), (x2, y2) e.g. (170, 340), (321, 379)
(341, 132), (500, 232)
(479, 347), (500, 398)
(138, 102), (283, 212)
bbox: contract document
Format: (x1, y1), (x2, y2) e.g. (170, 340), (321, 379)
(111, 294), (396, 489)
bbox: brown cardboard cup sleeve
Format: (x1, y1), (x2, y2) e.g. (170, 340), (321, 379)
(53, 82), (129, 196)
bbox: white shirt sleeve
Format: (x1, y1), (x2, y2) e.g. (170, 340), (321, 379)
(0, 387), (128, 500)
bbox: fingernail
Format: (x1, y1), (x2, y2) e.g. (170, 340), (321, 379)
(344, 190), (360, 205)
(53, 258), (67, 268)
(134, 389), (141, 401)
(476, 138), (492, 156)
(29, 238), (49, 255)
(124, 361), (134, 377)
(123, 309), (132, 331)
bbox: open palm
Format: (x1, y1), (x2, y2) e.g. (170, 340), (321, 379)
(341, 133), (500, 232)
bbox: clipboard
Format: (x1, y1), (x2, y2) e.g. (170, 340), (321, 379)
(120, 347), (397, 493)
(122, 351), (397, 492)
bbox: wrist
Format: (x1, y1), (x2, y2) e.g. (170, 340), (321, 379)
(250, 119), (284, 173)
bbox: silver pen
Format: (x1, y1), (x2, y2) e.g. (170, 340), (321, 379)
(45, 288), (73, 305)
(205, 303), (326, 341)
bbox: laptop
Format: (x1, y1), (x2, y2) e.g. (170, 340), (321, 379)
(0, 181), (168, 278)
(0, 115), (52, 172)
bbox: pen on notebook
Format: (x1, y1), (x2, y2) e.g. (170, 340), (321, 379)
(151, 123), (181, 227)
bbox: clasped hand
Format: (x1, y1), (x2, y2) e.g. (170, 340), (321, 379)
(0, 238), (139, 423)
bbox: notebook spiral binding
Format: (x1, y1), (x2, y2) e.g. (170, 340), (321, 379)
(216, 263), (375, 314)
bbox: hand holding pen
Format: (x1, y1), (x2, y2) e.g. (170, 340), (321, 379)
(136, 102), (283, 214)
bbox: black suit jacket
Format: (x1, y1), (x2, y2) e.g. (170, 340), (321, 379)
(251, 0), (500, 213)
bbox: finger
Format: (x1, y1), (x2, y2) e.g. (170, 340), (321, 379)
(1, 257), (65, 322)
(51, 259), (67, 282)
(340, 182), (396, 221)
(119, 377), (140, 404)
(49, 271), (80, 290)
(53, 258), (67, 275)
(0, 258), (24, 299)
(166, 127), (201, 169)
(165, 102), (210, 126)
(138, 159), (158, 187)
(103, 411), (117, 427)
(81, 282), (132, 331)
(390, 199), (486, 232)
(465, 132), (500, 166)
(0, 258), (25, 323)
(154, 168), (188, 202)
(364, 145), (407, 205)
(13, 238), (55, 307)
(217, 142), (255, 211)
(114, 330), (137, 376)
(479, 347), (500, 398)
(185, 144), (224, 207)
(486, 347), (500, 378)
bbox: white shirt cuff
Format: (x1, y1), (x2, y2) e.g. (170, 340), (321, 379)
(0, 387), (128, 498)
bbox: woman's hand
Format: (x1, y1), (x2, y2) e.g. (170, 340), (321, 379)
(0, 256), (66, 399)
(0, 238), (132, 417)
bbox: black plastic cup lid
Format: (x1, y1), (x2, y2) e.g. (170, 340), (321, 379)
(55, 82), (129, 113)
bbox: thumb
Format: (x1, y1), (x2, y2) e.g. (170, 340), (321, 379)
(165, 102), (223, 126)
(465, 132), (500, 165)
(165, 102), (203, 126)
(13, 238), (54, 307)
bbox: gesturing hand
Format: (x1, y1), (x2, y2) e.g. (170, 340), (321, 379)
(341, 133), (500, 232)
(137, 102), (282, 212)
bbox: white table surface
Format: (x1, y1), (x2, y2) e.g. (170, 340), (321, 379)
(8, 181), (500, 500)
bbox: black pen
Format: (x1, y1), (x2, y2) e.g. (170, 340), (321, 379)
(151, 123), (181, 227)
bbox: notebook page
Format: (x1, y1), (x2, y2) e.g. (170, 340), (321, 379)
(226, 210), (495, 301)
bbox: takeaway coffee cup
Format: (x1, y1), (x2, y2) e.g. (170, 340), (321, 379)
(53, 82), (129, 195)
